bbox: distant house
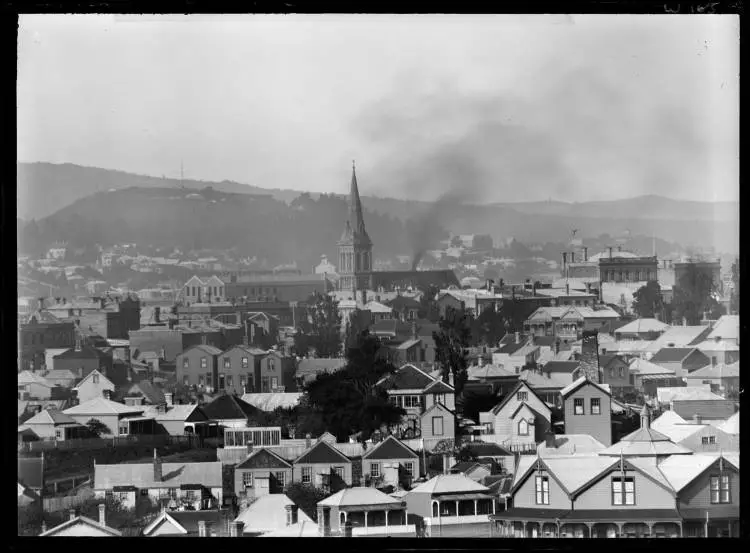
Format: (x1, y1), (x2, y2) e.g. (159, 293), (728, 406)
(142, 510), (235, 537)
(123, 380), (166, 406)
(42, 368), (79, 389)
(650, 347), (710, 378)
(479, 381), (552, 451)
(257, 350), (297, 393)
(217, 344), (267, 395)
(694, 338), (740, 366)
(141, 404), (213, 437)
(651, 411), (739, 453)
(64, 396), (146, 438)
(292, 439), (353, 492)
(72, 369), (116, 404)
(598, 354), (632, 391)
(614, 318), (670, 341)
(420, 401), (456, 443)
(52, 345), (114, 380)
(22, 408), (89, 441)
(296, 357), (347, 387)
(378, 364), (456, 440)
(175, 343), (223, 392)
(234, 448), (293, 501)
(201, 393), (262, 428)
(17, 370), (55, 400)
(362, 435), (420, 489)
(405, 474), (496, 529)
(40, 506), (122, 537)
(492, 335), (540, 374)
(628, 358), (680, 397)
(94, 452), (223, 510)
(386, 296), (421, 322)
(317, 487), (414, 537)
(560, 377), (613, 446)
(671, 399), (737, 424)
(449, 461), (493, 483)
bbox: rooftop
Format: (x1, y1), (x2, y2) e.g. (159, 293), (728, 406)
(615, 318), (670, 334)
(234, 494), (314, 533)
(409, 473), (490, 495)
(95, 460), (222, 490)
(319, 487), (404, 508)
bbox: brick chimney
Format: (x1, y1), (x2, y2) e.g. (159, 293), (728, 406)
(198, 520), (207, 537)
(230, 521), (245, 537)
(201, 334), (207, 345)
(305, 433), (312, 449)
(693, 413), (702, 425)
(515, 332), (520, 344)
(640, 404), (651, 429)
(98, 503), (106, 526)
(102, 388), (112, 400)
(285, 504), (299, 526)
(411, 321), (418, 341)
(583, 247), (588, 261)
(154, 306), (161, 323)
(153, 448), (162, 482)
(570, 252), (575, 264)
(164, 392), (173, 407)
(544, 429), (556, 449)
(69, 509), (76, 521)
(579, 330), (601, 383)
(561, 252), (567, 273)
(608, 247), (613, 259)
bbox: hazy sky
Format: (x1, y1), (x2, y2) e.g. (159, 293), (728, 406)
(18, 14), (739, 203)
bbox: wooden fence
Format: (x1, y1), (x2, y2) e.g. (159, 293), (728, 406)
(19, 434), (202, 453)
(43, 486), (94, 513)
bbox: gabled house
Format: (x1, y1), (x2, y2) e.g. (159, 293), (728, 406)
(201, 393), (262, 428)
(651, 411), (739, 453)
(175, 343), (223, 392)
(73, 368), (116, 404)
(598, 354), (632, 391)
(292, 439), (353, 492)
(234, 448), (293, 500)
(650, 347), (710, 378)
(52, 344), (114, 380)
(257, 350), (297, 393)
(420, 401), (455, 442)
(94, 451), (223, 510)
(217, 344), (266, 395)
(492, 334), (540, 374)
(17, 370), (56, 400)
(517, 370), (574, 408)
(479, 381), (552, 451)
(22, 408), (89, 440)
(64, 396), (147, 438)
(362, 435), (420, 489)
(378, 364), (456, 440)
(41, 368), (79, 388)
(560, 377), (613, 446)
(122, 380), (166, 406)
(614, 318), (670, 341)
(449, 461), (493, 483)
(386, 295), (421, 322)
(142, 509), (235, 537)
(318, 487), (414, 537)
(40, 505), (122, 537)
(684, 361), (740, 395)
(628, 358), (680, 397)
(235, 494), (315, 536)
(141, 404), (214, 437)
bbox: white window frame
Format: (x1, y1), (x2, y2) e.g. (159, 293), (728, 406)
(301, 467), (312, 484)
(243, 472), (254, 488)
(432, 416), (444, 436)
(574, 398), (585, 415)
(370, 463), (380, 477)
(591, 398), (601, 415)
(518, 419), (529, 436)
(535, 475), (549, 505)
(200, 357), (207, 369)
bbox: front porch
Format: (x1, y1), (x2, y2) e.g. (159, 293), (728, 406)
(322, 505), (413, 537)
(425, 494), (496, 525)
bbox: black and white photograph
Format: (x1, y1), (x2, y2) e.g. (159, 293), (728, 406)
(16, 13), (739, 539)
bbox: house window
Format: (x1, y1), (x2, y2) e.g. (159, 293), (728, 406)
(271, 377), (278, 389)
(268, 360), (275, 372)
(274, 471), (286, 489)
(591, 398), (601, 415)
(243, 472), (254, 488)
(370, 463), (380, 477)
(183, 358), (190, 369)
(612, 477), (635, 506)
(55, 429), (63, 440)
(574, 398), (584, 415)
(404, 395), (423, 409)
(218, 374), (225, 390)
(140, 489), (149, 496)
(200, 357), (207, 369)
(185, 490), (198, 500)
(301, 467), (312, 484)
(241, 357), (249, 369)
(517, 391), (528, 402)
(535, 475), (549, 505)
(432, 416), (444, 436)
(702, 436), (717, 445)
(710, 475), (730, 504)
(240, 375), (247, 389)
(119, 422), (129, 436)
(224, 358), (231, 369)
(332, 467), (344, 479)
(518, 419), (529, 436)
(226, 375), (233, 388)
(404, 462), (414, 477)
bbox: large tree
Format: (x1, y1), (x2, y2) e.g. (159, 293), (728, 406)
(469, 307), (507, 347)
(285, 483), (330, 522)
(303, 330), (404, 441)
(293, 293), (342, 358)
(433, 306), (472, 397)
(417, 284), (441, 322)
(672, 264), (726, 325)
(632, 280), (664, 319)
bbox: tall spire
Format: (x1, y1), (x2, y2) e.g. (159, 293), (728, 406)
(340, 160), (371, 246)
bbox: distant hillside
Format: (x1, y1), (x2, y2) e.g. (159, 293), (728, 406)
(17, 162), (739, 256)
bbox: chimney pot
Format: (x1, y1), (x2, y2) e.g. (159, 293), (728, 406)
(198, 520), (207, 537)
(515, 332), (520, 344)
(693, 413), (702, 424)
(98, 503), (106, 526)
(69, 509), (76, 521)
(544, 430), (556, 449)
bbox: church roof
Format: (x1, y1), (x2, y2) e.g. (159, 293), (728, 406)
(338, 163), (372, 247)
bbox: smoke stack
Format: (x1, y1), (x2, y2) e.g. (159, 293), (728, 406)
(411, 321), (418, 341)
(154, 306), (161, 323)
(608, 247), (613, 259)
(561, 252), (567, 273)
(306, 433), (312, 449)
(566, 284), (570, 296)
(515, 332), (520, 344)
(103, 388), (112, 400)
(711, 357), (717, 367)
(544, 430), (556, 449)
(693, 413), (702, 424)
(570, 252), (575, 264)
(198, 521), (207, 537)
(640, 405), (651, 430)
(583, 247), (588, 262)
(98, 503), (106, 526)
(201, 334), (207, 345)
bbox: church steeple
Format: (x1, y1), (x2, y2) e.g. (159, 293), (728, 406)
(337, 161), (373, 294)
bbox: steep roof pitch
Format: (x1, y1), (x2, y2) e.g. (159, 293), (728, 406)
(658, 453), (738, 493)
(629, 358), (676, 376)
(236, 447), (293, 470)
(40, 515), (122, 537)
(560, 376), (612, 399)
(718, 411), (739, 434)
(379, 363), (435, 390)
(202, 394), (261, 420)
(73, 369), (115, 392)
(24, 408), (79, 426)
(490, 381), (549, 416)
(706, 315), (739, 342)
(363, 435), (419, 460)
(18, 370), (54, 387)
(294, 439), (351, 465)
(424, 379), (455, 394)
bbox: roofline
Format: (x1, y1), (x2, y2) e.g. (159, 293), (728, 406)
(239, 447), (293, 469)
(143, 512), (188, 535)
(362, 435), (419, 460)
(560, 377), (612, 399)
(39, 516), (123, 537)
(72, 368), (114, 391)
(491, 381), (549, 416)
(669, 455), (740, 494)
(511, 457), (572, 498)
(293, 439), (351, 465)
(570, 459), (676, 499)
(424, 378), (455, 393)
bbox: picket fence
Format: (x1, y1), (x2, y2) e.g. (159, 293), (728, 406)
(19, 433), (202, 453)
